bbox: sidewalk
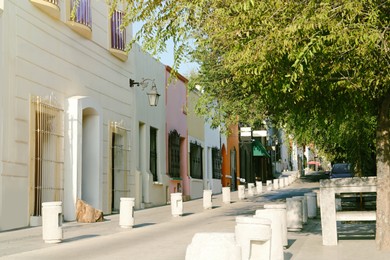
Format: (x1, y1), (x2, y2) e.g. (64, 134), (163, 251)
(1, 174), (389, 259)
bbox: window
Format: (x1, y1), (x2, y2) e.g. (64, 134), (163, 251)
(67, 0), (92, 38)
(110, 9), (126, 51)
(70, 0), (92, 28)
(110, 122), (131, 212)
(190, 142), (203, 179)
(168, 130), (181, 178)
(150, 127), (158, 182)
(212, 148), (221, 179)
(109, 8), (127, 60)
(30, 95), (64, 217)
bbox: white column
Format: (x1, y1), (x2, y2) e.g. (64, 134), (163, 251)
(304, 192), (317, 218)
(171, 193), (183, 217)
(119, 198), (135, 228)
(235, 216), (272, 260)
(238, 185), (246, 200)
(255, 209), (284, 260)
(264, 203), (288, 247)
(256, 181), (263, 194)
(203, 190), (213, 210)
(222, 187), (231, 204)
(320, 187), (337, 245)
(42, 202), (63, 244)
(286, 198), (302, 231)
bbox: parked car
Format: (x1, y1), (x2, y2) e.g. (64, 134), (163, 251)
(330, 163), (353, 178)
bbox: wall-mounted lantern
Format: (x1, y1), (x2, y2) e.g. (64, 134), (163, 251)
(129, 78), (160, 106)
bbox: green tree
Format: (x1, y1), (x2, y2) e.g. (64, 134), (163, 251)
(115, 0), (390, 249)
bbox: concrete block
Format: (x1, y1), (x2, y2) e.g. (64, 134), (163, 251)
(185, 233), (241, 260)
(238, 185), (246, 200)
(171, 193), (183, 217)
(119, 198), (135, 228)
(304, 192), (317, 218)
(203, 190), (212, 209)
(235, 216), (271, 260)
(248, 183), (256, 196)
(266, 180), (273, 191)
(255, 181), (263, 194)
(255, 209), (284, 260)
(286, 198), (302, 231)
(222, 187), (231, 204)
(42, 201), (63, 244)
(273, 179), (279, 190)
(293, 196), (308, 224)
(264, 203), (288, 247)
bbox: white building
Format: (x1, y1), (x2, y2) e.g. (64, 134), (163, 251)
(0, 0), (166, 231)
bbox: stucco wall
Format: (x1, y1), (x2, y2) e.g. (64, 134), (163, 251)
(0, 0), (138, 230)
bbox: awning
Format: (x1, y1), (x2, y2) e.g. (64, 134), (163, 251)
(252, 140), (270, 158)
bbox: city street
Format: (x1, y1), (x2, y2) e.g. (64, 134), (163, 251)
(2, 172), (389, 260)
(1, 174), (318, 259)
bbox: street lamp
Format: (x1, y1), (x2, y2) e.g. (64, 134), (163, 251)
(129, 78), (161, 106)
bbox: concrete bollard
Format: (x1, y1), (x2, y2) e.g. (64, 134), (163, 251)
(285, 177), (290, 186)
(273, 179), (279, 190)
(266, 180), (273, 191)
(293, 196), (308, 224)
(185, 233), (241, 260)
(255, 209), (284, 260)
(238, 185), (246, 200)
(171, 193), (183, 217)
(304, 192), (317, 218)
(42, 201), (63, 244)
(256, 181), (263, 194)
(248, 183), (256, 196)
(222, 187), (231, 204)
(279, 178), (285, 189)
(286, 198), (303, 231)
(203, 190), (213, 210)
(264, 203), (288, 247)
(119, 197), (135, 228)
(235, 216), (272, 260)
(314, 190), (320, 209)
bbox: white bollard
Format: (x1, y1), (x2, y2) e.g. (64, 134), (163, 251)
(285, 177), (290, 186)
(279, 178), (285, 189)
(256, 181), (263, 194)
(42, 201), (63, 244)
(171, 193), (183, 217)
(185, 233), (241, 260)
(293, 196), (308, 224)
(286, 198), (303, 231)
(119, 197), (135, 228)
(248, 183), (255, 196)
(222, 187), (231, 204)
(314, 190), (320, 209)
(266, 180), (273, 191)
(264, 203), (288, 247)
(273, 179), (279, 190)
(304, 192), (317, 218)
(255, 209), (284, 260)
(238, 185), (246, 200)
(235, 216), (272, 260)
(203, 190), (213, 209)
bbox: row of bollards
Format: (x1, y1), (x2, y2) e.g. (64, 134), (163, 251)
(185, 172), (320, 260)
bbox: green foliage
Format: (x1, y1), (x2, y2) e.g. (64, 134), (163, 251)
(114, 0), (390, 173)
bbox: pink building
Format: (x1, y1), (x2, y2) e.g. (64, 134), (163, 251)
(165, 67), (190, 201)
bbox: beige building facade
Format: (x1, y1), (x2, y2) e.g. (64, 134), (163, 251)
(0, 0), (166, 231)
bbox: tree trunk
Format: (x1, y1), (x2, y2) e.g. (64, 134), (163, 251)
(376, 92), (390, 251)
